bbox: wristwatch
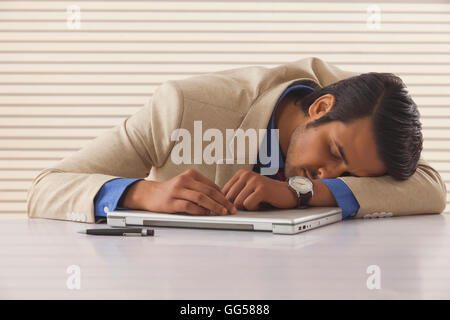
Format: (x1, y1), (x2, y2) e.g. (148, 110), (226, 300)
(287, 176), (314, 208)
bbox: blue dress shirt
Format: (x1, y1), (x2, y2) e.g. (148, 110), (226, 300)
(94, 84), (359, 219)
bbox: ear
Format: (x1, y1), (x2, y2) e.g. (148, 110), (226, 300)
(308, 94), (336, 120)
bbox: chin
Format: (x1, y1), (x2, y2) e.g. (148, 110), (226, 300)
(293, 167), (309, 179)
(284, 166), (302, 179)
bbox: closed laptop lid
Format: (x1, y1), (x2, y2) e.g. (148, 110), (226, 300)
(108, 207), (342, 226)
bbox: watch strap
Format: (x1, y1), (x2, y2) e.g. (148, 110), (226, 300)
(299, 191), (312, 207)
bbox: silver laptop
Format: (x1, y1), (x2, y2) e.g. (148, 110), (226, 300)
(107, 207), (342, 235)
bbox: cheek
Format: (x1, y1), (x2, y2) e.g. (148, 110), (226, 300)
(287, 128), (326, 164)
(287, 130), (303, 157)
(287, 129), (311, 163)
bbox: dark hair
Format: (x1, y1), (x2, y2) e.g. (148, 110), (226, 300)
(292, 73), (423, 180)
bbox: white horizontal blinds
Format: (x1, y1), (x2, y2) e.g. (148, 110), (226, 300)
(0, 1), (449, 215)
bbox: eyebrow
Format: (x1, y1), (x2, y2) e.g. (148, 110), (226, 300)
(334, 140), (349, 166)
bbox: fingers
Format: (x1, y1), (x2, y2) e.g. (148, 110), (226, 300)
(188, 169), (222, 192)
(222, 170), (269, 211)
(174, 169), (236, 215)
(221, 172), (240, 195)
(173, 199), (209, 215)
(242, 191), (263, 211)
(179, 189), (229, 216)
(189, 180), (236, 214)
(224, 177), (247, 203)
(222, 169), (256, 208)
(233, 185), (255, 210)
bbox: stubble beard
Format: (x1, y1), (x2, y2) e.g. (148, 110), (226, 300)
(284, 125), (306, 179)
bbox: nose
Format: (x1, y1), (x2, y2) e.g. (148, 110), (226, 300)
(316, 163), (346, 179)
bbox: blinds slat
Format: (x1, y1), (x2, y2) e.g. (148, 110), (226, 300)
(0, 181), (32, 190)
(0, 150), (76, 159)
(0, 192), (26, 201)
(2, 116), (450, 128)
(424, 163), (450, 172)
(0, 170), (41, 179)
(1, 22), (449, 33)
(0, 96), (447, 107)
(0, 202), (27, 212)
(0, 127), (448, 138)
(0, 84), (446, 95)
(422, 152), (450, 162)
(3, 43), (450, 54)
(0, 106), (445, 117)
(424, 131), (450, 140)
(0, 96), (150, 104)
(2, 2), (450, 12)
(419, 108), (450, 117)
(0, 84), (161, 94)
(424, 140), (450, 149)
(420, 118), (450, 127)
(0, 106), (141, 116)
(1, 63), (450, 75)
(1, 32), (449, 43)
(0, 73), (448, 85)
(0, 117), (125, 126)
(0, 128), (108, 138)
(0, 160), (61, 169)
(1, 11), (449, 23)
(1, 53), (450, 63)
(0, 139), (90, 149)
(440, 172), (450, 181)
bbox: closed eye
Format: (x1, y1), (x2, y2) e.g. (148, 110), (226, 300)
(329, 144), (341, 161)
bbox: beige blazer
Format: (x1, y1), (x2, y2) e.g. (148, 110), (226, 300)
(26, 57), (447, 223)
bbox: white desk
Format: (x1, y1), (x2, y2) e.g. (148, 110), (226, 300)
(1, 214), (450, 299)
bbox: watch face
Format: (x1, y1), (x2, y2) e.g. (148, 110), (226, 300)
(290, 176), (313, 193)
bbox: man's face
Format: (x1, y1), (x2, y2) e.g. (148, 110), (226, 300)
(284, 116), (387, 180)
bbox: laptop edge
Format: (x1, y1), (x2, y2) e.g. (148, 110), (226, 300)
(107, 208), (342, 235)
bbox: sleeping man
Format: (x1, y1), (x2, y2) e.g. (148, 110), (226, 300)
(26, 57), (447, 223)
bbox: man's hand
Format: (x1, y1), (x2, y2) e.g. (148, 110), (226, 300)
(222, 169), (339, 210)
(221, 169), (298, 210)
(119, 169), (237, 216)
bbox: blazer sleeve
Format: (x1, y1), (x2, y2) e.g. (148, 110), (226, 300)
(26, 81), (184, 223)
(339, 158), (447, 218)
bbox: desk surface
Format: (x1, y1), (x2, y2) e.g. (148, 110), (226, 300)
(1, 214), (450, 299)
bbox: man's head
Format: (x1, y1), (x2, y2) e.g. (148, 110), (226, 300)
(283, 73), (423, 180)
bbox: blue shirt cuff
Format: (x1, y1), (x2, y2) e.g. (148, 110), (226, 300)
(94, 178), (143, 217)
(318, 178), (360, 219)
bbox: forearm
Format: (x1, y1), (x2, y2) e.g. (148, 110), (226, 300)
(27, 169), (122, 223)
(118, 179), (156, 210)
(308, 179), (338, 207)
(340, 159), (447, 217)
